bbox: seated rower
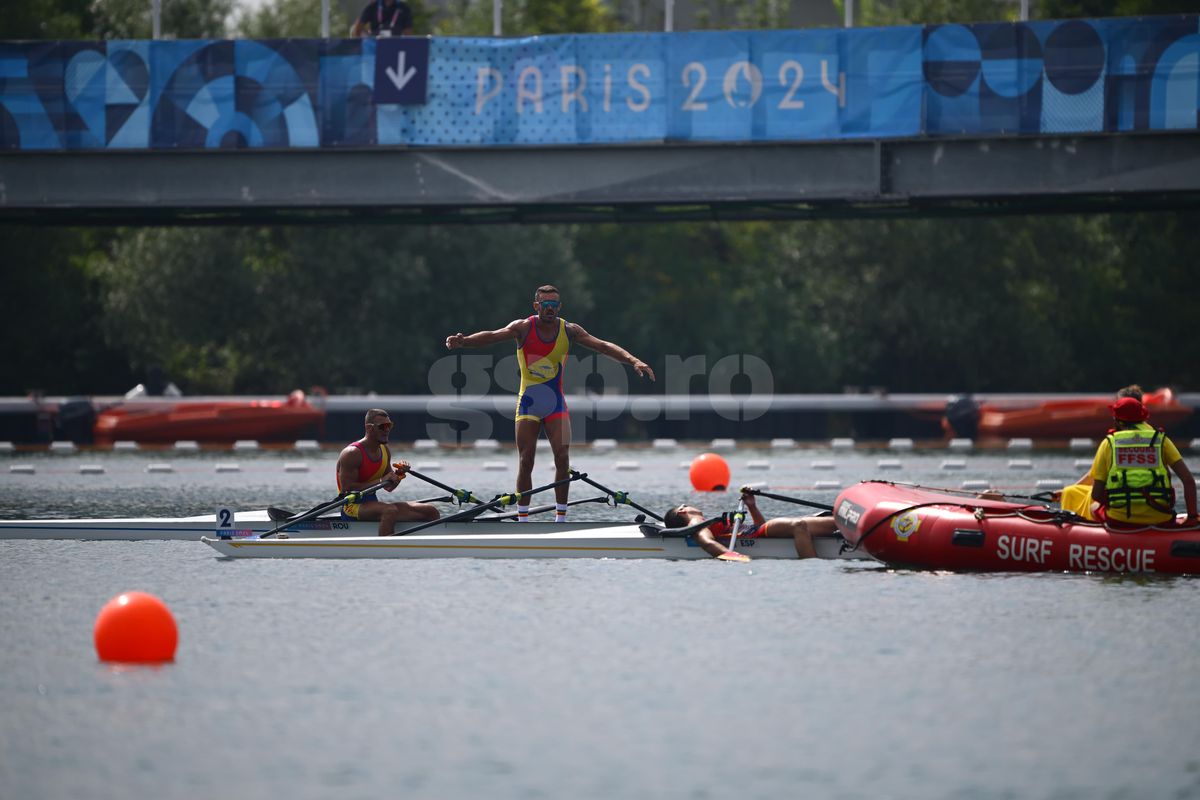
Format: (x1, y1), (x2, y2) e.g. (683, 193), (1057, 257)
(663, 489), (837, 561)
(336, 409), (440, 536)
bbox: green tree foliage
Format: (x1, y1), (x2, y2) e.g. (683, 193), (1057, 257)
(843, 0), (1195, 25)
(88, 225), (585, 394)
(3, 0), (1199, 399)
(1039, 0), (1199, 18)
(842, 0), (1019, 26)
(691, 0), (802, 30)
(236, 0), (434, 39)
(0, 228), (130, 395)
(435, 0), (620, 36)
(760, 216), (1123, 392)
(92, 0), (232, 39)
(237, 0), (351, 38)
(0, 0), (96, 38)
(11, 209), (1198, 396)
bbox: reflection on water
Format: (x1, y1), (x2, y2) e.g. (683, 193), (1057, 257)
(2, 449), (1199, 799)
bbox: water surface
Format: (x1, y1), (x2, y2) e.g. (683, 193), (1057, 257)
(2, 446), (1197, 799)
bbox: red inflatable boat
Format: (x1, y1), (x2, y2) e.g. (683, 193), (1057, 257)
(93, 390), (325, 444)
(834, 481), (1200, 576)
(975, 387), (1193, 439)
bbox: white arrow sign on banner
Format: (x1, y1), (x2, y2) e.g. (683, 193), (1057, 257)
(385, 51), (418, 92)
(373, 38), (430, 105)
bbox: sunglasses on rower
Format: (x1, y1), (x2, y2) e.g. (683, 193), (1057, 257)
(369, 421), (394, 431)
(537, 299), (561, 310)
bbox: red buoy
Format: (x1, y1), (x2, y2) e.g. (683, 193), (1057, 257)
(689, 453), (731, 492)
(94, 591), (178, 664)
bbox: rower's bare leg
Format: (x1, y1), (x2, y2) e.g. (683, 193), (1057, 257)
(763, 516), (838, 559)
(355, 501), (400, 537)
(544, 414), (572, 506)
(395, 501), (440, 522)
(514, 418), (541, 505)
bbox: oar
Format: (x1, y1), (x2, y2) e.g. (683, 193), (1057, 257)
(385, 472), (587, 537)
(482, 495), (608, 521)
(716, 498), (750, 562)
(404, 467), (484, 505)
(258, 478), (392, 539)
(742, 487), (834, 512)
(573, 471), (663, 521)
(267, 495), (452, 522)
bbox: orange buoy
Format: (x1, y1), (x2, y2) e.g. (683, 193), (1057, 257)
(94, 591), (178, 664)
(689, 453), (731, 492)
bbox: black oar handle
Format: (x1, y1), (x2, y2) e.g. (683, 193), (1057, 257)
(744, 488), (834, 512)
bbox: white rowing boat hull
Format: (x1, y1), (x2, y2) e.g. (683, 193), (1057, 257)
(202, 529), (858, 560)
(0, 513), (864, 560)
(0, 512), (627, 542)
(0, 509), (319, 541)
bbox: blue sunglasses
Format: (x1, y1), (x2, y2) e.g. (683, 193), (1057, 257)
(537, 300), (561, 309)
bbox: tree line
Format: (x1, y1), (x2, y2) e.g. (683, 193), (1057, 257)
(2, 0), (1196, 397)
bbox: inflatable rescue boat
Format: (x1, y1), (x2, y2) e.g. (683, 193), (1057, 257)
(940, 388), (1193, 440)
(834, 481), (1200, 576)
(93, 389), (325, 444)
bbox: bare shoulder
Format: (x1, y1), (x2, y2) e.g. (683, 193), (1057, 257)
(507, 317), (531, 337)
(565, 321), (588, 340)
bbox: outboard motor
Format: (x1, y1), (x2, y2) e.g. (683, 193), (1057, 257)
(942, 394), (980, 439)
(55, 398), (96, 445)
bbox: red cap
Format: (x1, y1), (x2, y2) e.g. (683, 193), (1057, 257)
(1110, 397), (1149, 422)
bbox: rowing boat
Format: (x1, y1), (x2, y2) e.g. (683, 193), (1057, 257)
(201, 525), (857, 560)
(0, 512), (661, 542)
(0, 510), (859, 559)
(0, 509), (320, 541)
(2, 465), (866, 561)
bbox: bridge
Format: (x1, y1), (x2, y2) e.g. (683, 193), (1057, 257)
(1, 16), (1198, 224)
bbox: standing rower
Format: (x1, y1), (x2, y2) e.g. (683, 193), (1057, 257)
(336, 408), (439, 535)
(445, 284), (655, 521)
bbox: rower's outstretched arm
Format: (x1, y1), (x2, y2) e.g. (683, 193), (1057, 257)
(696, 526), (730, 558)
(570, 324), (655, 381)
(445, 319), (525, 349)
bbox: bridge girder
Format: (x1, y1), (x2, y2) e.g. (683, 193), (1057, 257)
(2, 132), (1198, 225)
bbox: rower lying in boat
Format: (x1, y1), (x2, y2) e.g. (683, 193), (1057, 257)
(663, 488), (838, 562)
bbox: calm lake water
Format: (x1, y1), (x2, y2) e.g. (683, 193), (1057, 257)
(2, 444), (1199, 800)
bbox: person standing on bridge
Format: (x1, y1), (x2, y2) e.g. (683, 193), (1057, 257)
(351, 0), (414, 37)
(337, 408), (439, 535)
(1087, 396), (1197, 528)
(444, 284), (655, 522)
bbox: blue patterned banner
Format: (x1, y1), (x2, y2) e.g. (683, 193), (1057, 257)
(0, 15), (1195, 150)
